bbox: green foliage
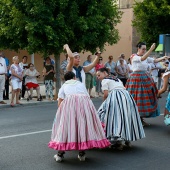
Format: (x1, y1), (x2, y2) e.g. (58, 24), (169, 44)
(0, 0), (122, 55)
(133, 0), (170, 46)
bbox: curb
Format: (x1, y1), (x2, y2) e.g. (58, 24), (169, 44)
(0, 100), (57, 109)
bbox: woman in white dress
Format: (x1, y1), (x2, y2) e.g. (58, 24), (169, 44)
(48, 71), (110, 162)
(64, 44), (100, 85)
(97, 67), (145, 150)
(10, 56), (23, 107)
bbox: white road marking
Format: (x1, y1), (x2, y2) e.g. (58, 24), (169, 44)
(0, 129), (52, 140)
(0, 114), (165, 140)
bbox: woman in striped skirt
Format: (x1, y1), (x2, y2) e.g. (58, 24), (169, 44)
(96, 68), (145, 150)
(48, 71), (110, 162)
(125, 42), (168, 126)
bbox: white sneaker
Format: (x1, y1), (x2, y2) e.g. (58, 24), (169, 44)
(54, 154), (64, 162)
(78, 154), (86, 161)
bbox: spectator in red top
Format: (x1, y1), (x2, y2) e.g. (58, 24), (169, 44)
(95, 55), (104, 97)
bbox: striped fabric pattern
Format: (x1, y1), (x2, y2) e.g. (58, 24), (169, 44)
(98, 89), (145, 142)
(48, 94), (110, 151)
(125, 71), (160, 117)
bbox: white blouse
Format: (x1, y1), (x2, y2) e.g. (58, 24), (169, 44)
(162, 71), (170, 78)
(101, 78), (125, 92)
(131, 54), (154, 72)
(25, 69), (39, 84)
(58, 80), (89, 99)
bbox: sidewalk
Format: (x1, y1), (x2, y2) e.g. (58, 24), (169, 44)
(0, 83), (55, 109)
(0, 82), (97, 108)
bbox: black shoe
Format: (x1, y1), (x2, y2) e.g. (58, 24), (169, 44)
(37, 98), (42, 101)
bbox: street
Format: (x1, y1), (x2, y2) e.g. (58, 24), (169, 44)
(0, 93), (169, 170)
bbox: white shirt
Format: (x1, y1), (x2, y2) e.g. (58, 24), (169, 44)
(58, 80), (89, 99)
(131, 54), (154, 71)
(19, 62), (28, 75)
(25, 69), (39, 84)
(150, 62), (162, 77)
(162, 71), (170, 84)
(116, 60), (127, 66)
(128, 63), (133, 76)
(0, 57), (7, 74)
(101, 78), (125, 92)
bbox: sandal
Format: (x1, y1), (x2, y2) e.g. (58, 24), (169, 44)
(10, 103), (15, 107)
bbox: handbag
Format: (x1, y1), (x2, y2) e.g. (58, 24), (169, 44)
(164, 115), (170, 126)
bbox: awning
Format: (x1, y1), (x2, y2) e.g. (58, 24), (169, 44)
(155, 44), (163, 52)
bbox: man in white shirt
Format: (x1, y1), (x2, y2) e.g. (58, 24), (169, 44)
(0, 51), (7, 104)
(116, 53), (127, 66)
(150, 62), (162, 88)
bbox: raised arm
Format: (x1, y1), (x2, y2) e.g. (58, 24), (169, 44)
(141, 43), (156, 61)
(64, 44), (74, 71)
(154, 56), (170, 63)
(83, 53), (100, 73)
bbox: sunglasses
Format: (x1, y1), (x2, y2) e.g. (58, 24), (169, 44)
(99, 59), (103, 60)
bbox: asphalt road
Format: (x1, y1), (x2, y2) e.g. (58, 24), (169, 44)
(0, 93), (169, 170)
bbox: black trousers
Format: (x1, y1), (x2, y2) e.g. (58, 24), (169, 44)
(21, 77), (26, 98)
(3, 76), (10, 99)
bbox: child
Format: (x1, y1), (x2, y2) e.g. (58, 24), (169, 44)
(48, 71), (110, 162)
(96, 68), (145, 150)
(158, 70), (170, 117)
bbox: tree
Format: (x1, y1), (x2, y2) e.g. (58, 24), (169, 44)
(133, 0), (170, 46)
(0, 0), (122, 93)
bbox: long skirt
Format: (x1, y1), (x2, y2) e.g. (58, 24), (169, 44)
(125, 71), (160, 118)
(165, 93), (170, 115)
(48, 94), (110, 151)
(98, 89), (145, 141)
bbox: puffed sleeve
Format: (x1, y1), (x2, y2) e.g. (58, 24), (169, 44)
(131, 54), (141, 62)
(101, 79), (109, 91)
(147, 57), (154, 63)
(58, 86), (65, 99)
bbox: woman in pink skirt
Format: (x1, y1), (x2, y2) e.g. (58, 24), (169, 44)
(48, 71), (110, 162)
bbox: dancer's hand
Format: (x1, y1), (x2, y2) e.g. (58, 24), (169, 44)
(163, 56), (170, 60)
(63, 44), (69, 50)
(150, 43), (156, 51)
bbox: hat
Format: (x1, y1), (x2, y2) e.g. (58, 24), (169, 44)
(73, 52), (80, 57)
